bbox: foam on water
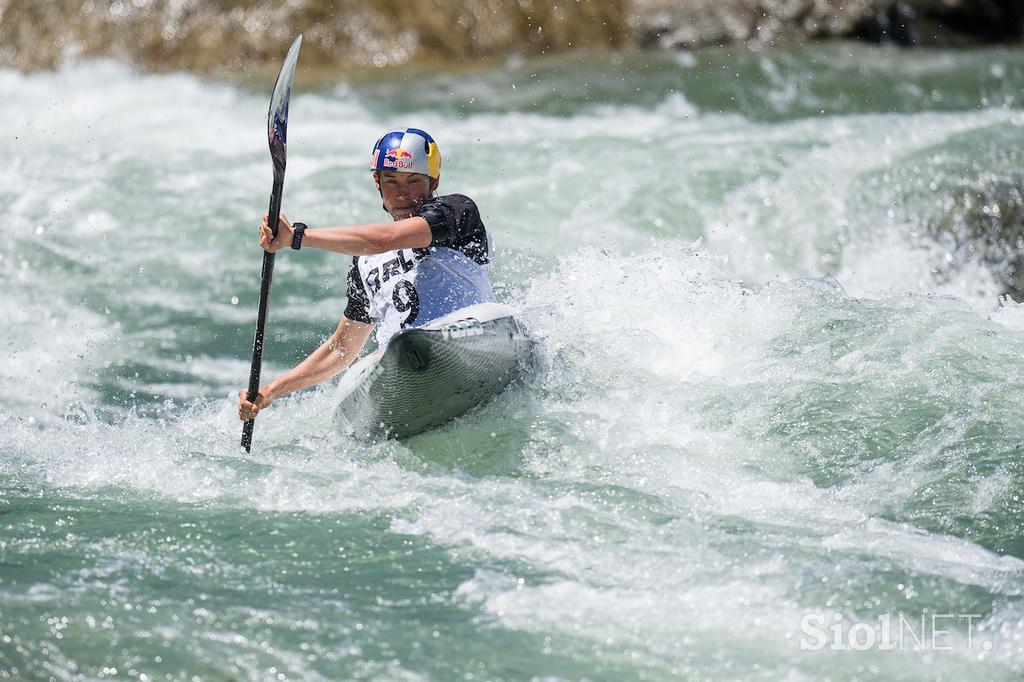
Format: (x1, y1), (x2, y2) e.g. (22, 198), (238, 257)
(4, 52), (1024, 679)
(6, 244), (1024, 677)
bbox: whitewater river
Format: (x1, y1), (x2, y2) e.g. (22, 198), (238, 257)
(3, 44), (1024, 679)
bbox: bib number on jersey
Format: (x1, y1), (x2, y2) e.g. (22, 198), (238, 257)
(392, 280), (420, 328)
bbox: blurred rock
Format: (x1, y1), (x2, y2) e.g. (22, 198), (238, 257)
(631, 0), (1024, 50)
(0, 1), (1021, 76)
(855, 0), (1024, 46)
(912, 0), (1024, 44)
(928, 174), (1024, 301)
(0, 0), (629, 75)
(851, 1), (918, 47)
(631, 0), (877, 49)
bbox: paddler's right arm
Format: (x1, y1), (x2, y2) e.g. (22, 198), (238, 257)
(260, 212), (432, 256)
(237, 316), (373, 420)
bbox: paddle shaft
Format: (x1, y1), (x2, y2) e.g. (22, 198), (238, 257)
(241, 167), (285, 451)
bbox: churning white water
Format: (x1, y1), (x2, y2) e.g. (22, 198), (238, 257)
(2, 47), (1024, 679)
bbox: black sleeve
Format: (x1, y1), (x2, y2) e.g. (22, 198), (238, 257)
(343, 257), (374, 323)
(418, 194), (490, 265)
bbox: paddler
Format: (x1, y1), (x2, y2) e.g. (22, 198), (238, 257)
(238, 127), (495, 420)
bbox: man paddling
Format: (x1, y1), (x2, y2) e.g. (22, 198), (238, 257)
(238, 127), (496, 420)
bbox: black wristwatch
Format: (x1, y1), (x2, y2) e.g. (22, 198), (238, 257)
(291, 222), (307, 250)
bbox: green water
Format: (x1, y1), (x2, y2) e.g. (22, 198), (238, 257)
(2, 44), (1024, 679)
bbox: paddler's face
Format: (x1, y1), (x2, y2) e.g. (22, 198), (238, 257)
(375, 171), (437, 220)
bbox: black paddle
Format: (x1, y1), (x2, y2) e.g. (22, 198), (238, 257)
(241, 35), (302, 452)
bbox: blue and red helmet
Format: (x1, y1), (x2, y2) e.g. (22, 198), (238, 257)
(370, 127), (441, 180)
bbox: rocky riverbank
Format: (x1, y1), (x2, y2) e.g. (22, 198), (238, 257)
(0, 1), (1021, 76)
(636, 0), (1024, 50)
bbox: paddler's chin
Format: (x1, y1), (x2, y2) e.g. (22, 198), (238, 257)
(388, 206), (417, 220)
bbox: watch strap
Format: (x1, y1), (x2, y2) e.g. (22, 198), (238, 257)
(291, 222), (307, 250)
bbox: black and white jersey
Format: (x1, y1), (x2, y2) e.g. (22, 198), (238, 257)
(344, 194), (496, 345)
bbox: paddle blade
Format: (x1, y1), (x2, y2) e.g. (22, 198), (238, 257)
(267, 34), (302, 176)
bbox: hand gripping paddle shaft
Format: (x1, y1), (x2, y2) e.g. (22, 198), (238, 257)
(242, 35), (302, 452)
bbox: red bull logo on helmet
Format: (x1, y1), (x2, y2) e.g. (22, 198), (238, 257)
(382, 146), (414, 171)
(370, 128), (440, 178)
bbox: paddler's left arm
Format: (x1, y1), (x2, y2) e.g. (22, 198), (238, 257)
(260, 212), (431, 255)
